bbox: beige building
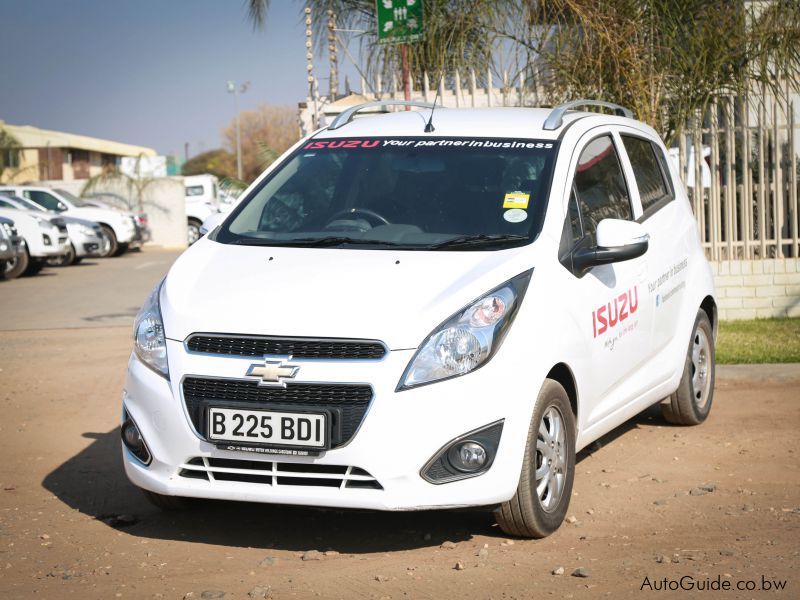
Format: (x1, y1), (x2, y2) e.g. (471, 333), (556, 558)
(0, 120), (156, 182)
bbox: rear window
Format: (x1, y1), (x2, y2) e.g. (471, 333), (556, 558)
(216, 137), (558, 250)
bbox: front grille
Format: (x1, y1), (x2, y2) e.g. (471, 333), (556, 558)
(178, 456), (383, 490)
(182, 377), (373, 448)
(186, 334), (386, 360)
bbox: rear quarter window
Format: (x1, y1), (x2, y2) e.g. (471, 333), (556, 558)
(621, 135), (673, 218)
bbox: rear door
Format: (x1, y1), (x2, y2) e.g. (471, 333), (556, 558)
(617, 131), (689, 381)
(555, 132), (653, 426)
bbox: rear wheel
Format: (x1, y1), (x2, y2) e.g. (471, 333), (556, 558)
(141, 489), (192, 511)
(495, 379), (576, 538)
(47, 242), (76, 267)
(660, 310), (715, 425)
(113, 242), (129, 257)
(99, 225), (118, 257)
(187, 218), (202, 245)
(4, 245), (29, 279)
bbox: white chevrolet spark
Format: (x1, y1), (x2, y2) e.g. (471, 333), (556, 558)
(123, 100), (716, 538)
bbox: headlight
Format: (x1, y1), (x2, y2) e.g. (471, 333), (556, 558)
(133, 280), (169, 377)
(397, 270), (532, 390)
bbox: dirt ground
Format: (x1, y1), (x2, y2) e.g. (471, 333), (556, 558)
(1, 252), (799, 599)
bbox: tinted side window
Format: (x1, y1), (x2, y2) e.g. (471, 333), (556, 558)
(573, 135), (631, 243)
(621, 135), (672, 216)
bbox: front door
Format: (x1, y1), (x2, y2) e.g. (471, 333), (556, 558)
(556, 133), (652, 427)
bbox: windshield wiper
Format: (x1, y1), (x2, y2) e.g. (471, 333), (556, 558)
(429, 233), (530, 250)
(232, 236), (409, 248)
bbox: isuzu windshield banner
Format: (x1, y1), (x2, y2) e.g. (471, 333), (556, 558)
(303, 138), (555, 150)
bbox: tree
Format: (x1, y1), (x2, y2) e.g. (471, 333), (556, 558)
(509, 0), (800, 142)
(181, 149), (236, 179)
(246, 0), (510, 90)
(0, 127), (30, 184)
(222, 104), (298, 182)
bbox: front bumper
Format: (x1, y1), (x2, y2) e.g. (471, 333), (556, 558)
(122, 342), (538, 510)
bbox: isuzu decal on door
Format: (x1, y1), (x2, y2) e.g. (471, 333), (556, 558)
(592, 286), (639, 338)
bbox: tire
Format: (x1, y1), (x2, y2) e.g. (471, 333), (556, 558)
(495, 379), (576, 538)
(99, 225), (118, 258)
(660, 310), (715, 425)
(24, 258), (44, 276)
(141, 489), (192, 511)
(4, 246), (29, 279)
(47, 242), (76, 267)
(0, 260), (5, 279)
(73, 256), (83, 265)
(113, 242), (129, 257)
(187, 218), (202, 245)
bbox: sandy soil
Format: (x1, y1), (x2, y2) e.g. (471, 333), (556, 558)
(1, 325), (798, 599)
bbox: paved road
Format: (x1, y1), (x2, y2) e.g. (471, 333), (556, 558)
(0, 249), (182, 331)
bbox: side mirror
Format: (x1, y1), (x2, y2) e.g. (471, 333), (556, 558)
(571, 219), (649, 276)
(199, 211), (225, 236)
(57, 202), (68, 212)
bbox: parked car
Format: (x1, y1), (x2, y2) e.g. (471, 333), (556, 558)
(0, 194), (107, 265)
(184, 175), (221, 245)
(0, 216), (24, 279)
(82, 192), (152, 245)
(0, 185), (138, 257)
(123, 100), (717, 539)
(0, 206), (66, 277)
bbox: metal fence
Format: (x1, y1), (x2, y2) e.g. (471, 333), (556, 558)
(676, 91), (799, 261)
(304, 71), (800, 261)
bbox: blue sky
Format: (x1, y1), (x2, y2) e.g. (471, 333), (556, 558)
(1, 0), (357, 157)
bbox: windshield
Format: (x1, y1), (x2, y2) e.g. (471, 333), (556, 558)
(216, 137), (557, 250)
(10, 195), (45, 211)
(55, 188), (89, 207)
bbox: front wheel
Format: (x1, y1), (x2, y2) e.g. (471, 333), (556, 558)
(98, 225), (118, 257)
(495, 379), (576, 538)
(660, 310), (715, 425)
(47, 242), (76, 267)
(4, 245), (29, 279)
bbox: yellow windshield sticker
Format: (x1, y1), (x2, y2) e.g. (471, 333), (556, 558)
(503, 191), (530, 209)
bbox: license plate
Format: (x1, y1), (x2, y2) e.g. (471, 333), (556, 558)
(207, 407), (326, 448)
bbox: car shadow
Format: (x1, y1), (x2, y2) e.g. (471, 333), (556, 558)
(576, 403), (666, 463)
(42, 428), (503, 553)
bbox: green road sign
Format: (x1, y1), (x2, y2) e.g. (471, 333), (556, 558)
(376, 0), (424, 44)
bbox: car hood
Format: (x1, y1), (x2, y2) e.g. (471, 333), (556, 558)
(161, 237), (535, 349)
(64, 206), (131, 223)
(61, 215), (100, 227)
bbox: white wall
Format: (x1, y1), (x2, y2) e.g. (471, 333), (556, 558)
(713, 259), (800, 320)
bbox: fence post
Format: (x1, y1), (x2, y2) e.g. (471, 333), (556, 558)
(741, 96), (752, 259)
(710, 102), (720, 260)
(773, 99), (784, 257)
(758, 95), (767, 258)
(790, 98), (798, 257)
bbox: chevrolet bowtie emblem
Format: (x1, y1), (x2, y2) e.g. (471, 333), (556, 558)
(246, 359), (300, 386)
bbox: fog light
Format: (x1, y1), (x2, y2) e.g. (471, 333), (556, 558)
(457, 442), (487, 469)
(43, 234), (51, 246)
(121, 410), (151, 465)
(422, 420), (503, 484)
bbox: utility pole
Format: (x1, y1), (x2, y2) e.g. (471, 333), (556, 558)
(226, 80), (250, 181)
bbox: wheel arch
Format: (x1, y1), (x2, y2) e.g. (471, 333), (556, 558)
(546, 363), (578, 425)
(700, 295), (718, 339)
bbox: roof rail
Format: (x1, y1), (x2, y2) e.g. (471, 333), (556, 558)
(543, 99), (633, 131)
(328, 100), (440, 130)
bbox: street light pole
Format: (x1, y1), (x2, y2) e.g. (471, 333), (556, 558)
(227, 80), (249, 181)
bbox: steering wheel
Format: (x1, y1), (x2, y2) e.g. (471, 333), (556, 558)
(325, 207), (391, 228)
